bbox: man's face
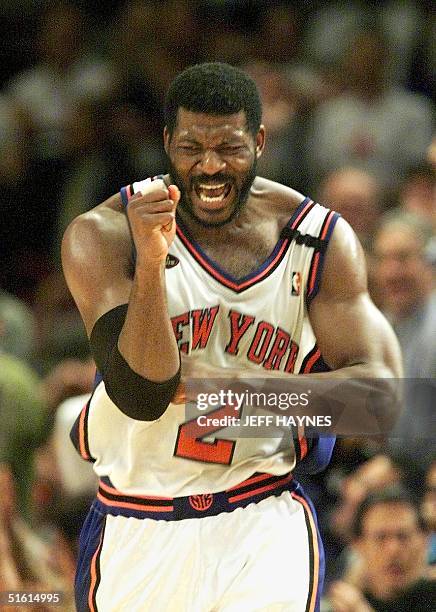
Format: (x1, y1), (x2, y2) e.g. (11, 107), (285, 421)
(164, 109), (264, 227)
(357, 502), (427, 600)
(320, 170), (379, 240)
(373, 225), (432, 319)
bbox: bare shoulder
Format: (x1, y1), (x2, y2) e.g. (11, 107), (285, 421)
(62, 193), (132, 279)
(63, 194), (129, 253)
(252, 177), (307, 216)
(61, 193), (134, 333)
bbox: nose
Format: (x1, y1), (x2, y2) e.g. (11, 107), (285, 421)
(199, 149), (226, 175)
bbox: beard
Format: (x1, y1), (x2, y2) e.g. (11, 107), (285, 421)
(166, 157), (257, 227)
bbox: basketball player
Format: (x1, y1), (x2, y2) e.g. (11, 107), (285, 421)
(62, 63), (401, 611)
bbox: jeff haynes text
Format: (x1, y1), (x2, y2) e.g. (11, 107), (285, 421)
(196, 415), (332, 427)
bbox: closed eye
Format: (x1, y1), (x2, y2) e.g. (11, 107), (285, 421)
(218, 146), (245, 154)
(178, 145), (202, 154)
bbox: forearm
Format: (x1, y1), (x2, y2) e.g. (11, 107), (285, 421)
(118, 262), (180, 381)
(184, 360), (400, 436)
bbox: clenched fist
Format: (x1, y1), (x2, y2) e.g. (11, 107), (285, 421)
(126, 179), (180, 265)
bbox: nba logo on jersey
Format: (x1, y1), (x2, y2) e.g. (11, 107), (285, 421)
(291, 272), (301, 296)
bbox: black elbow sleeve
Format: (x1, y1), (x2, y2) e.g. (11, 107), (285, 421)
(105, 344), (181, 421)
(90, 305), (180, 421)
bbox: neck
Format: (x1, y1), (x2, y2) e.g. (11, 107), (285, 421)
(177, 203), (250, 245)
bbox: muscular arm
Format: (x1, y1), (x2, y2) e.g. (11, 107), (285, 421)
(308, 217), (401, 379)
(61, 183), (181, 420)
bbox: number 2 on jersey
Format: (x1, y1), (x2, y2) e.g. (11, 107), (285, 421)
(174, 404), (237, 464)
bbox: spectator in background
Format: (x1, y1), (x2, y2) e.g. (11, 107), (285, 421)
(8, 2), (113, 168)
(319, 448), (407, 590)
(0, 298), (94, 524)
(323, 208), (434, 580)
(304, 1), (428, 88)
(243, 61), (306, 189)
(52, 96), (166, 263)
(0, 94), (33, 296)
(247, 4), (327, 192)
(308, 30), (433, 193)
(348, 212), (436, 507)
(373, 211), (435, 380)
(0, 351), (47, 524)
(328, 488), (435, 612)
(31, 271), (91, 375)
(109, 0), (199, 119)
(318, 167), (382, 252)
(398, 163), (435, 230)
(7, 1), (114, 260)
(0, 349), (94, 606)
(35, 359), (95, 548)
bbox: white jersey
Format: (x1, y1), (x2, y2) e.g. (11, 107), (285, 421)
(72, 178), (339, 498)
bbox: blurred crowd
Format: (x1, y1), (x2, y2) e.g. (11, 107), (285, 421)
(0, 1), (434, 610)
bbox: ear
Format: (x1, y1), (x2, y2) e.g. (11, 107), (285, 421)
(255, 125), (266, 159)
(163, 126), (170, 155)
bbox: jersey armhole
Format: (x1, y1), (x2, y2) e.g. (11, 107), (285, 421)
(306, 210), (340, 304)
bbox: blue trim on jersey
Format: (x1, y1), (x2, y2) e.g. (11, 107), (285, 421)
(288, 196), (312, 227)
(306, 212), (340, 304)
(292, 481), (325, 612)
(294, 436), (336, 476)
(120, 186), (130, 208)
(75, 503), (106, 611)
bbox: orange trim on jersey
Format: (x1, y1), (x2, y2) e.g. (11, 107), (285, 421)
(298, 424), (308, 460)
(291, 199), (314, 229)
(303, 348), (321, 373)
(308, 251), (321, 297)
(97, 492), (174, 513)
(88, 522), (105, 612)
(226, 472), (273, 491)
(291, 492), (320, 612)
(320, 210), (335, 240)
(78, 404), (90, 461)
(99, 479), (173, 501)
(227, 473), (293, 503)
(299, 437), (308, 460)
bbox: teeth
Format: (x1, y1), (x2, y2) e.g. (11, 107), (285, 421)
(199, 183), (226, 190)
(199, 193), (226, 202)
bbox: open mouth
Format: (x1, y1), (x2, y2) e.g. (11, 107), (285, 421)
(194, 182), (233, 206)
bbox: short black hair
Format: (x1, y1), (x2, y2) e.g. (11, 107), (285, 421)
(352, 486), (427, 539)
(164, 62), (262, 138)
